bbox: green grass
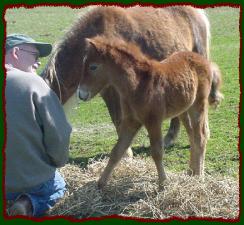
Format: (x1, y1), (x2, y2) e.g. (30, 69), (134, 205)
(5, 6), (240, 178)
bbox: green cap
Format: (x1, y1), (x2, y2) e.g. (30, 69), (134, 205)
(6, 34), (52, 57)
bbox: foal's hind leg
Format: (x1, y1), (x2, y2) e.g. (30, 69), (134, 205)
(186, 100), (209, 176)
(164, 117), (180, 148)
(145, 120), (167, 190)
(97, 119), (141, 189)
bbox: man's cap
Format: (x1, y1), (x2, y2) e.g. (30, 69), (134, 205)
(6, 34), (52, 57)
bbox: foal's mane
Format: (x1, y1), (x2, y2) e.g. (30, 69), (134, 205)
(89, 36), (156, 73)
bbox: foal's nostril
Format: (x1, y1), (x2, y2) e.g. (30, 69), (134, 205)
(78, 89), (89, 101)
(78, 91), (85, 100)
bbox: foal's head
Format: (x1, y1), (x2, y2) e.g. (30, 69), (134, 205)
(78, 38), (113, 101)
(78, 36), (153, 101)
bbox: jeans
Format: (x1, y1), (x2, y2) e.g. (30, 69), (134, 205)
(7, 171), (66, 217)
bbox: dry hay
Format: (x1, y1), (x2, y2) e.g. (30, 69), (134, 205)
(48, 157), (239, 220)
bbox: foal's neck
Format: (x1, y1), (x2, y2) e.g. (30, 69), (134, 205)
(107, 46), (152, 77)
(100, 40), (164, 99)
(109, 53), (159, 96)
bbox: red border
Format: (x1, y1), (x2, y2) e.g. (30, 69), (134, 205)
(2, 2), (242, 223)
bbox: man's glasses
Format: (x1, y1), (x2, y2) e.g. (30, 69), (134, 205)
(19, 48), (40, 61)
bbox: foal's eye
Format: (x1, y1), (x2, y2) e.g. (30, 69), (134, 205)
(89, 64), (98, 71)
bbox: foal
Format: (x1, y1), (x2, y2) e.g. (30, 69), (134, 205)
(78, 37), (223, 190)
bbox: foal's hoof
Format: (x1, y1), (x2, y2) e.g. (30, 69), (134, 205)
(187, 168), (203, 176)
(187, 169), (194, 176)
(97, 182), (104, 190)
(158, 178), (168, 191)
(123, 147), (134, 158)
(158, 184), (165, 191)
(97, 178), (107, 190)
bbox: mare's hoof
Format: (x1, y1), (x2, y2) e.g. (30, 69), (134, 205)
(164, 137), (175, 149)
(164, 140), (174, 149)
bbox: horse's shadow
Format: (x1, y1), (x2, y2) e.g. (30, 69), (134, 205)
(68, 143), (190, 169)
(132, 143), (189, 156)
(68, 152), (110, 169)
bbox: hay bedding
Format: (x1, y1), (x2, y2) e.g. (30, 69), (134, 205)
(48, 157), (239, 219)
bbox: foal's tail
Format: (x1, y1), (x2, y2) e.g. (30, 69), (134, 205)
(208, 62), (224, 107)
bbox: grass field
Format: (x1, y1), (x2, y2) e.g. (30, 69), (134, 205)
(5, 5), (240, 179)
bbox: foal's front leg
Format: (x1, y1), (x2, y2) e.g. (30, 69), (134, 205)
(98, 119), (141, 189)
(101, 87), (134, 158)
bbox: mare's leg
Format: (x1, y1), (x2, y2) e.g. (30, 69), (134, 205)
(97, 119), (141, 189)
(185, 100), (209, 176)
(145, 120), (167, 189)
(179, 112), (194, 171)
(101, 87), (133, 157)
(164, 117), (180, 148)
(179, 112), (193, 141)
(101, 87), (122, 129)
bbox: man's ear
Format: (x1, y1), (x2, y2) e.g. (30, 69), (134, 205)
(12, 46), (20, 60)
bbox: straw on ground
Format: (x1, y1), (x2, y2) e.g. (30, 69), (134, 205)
(48, 157), (239, 219)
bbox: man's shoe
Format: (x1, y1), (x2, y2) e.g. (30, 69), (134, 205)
(8, 196), (33, 216)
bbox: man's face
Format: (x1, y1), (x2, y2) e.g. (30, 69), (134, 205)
(15, 44), (40, 73)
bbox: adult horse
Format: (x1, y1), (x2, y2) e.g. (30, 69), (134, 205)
(42, 5), (210, 153)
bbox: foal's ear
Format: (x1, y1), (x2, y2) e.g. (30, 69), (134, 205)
(85, 38), (100, 53)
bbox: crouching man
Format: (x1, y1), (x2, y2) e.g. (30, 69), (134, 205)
(5, 34), (72, 217)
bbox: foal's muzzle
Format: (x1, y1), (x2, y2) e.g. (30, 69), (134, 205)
(78, 88), (90, 101)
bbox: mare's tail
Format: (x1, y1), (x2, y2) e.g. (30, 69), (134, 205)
(208, 62), (224, 107)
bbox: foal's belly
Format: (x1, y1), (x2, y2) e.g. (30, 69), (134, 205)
(163, 83), (197, 118)
(130, 75), (197, 122)
(132, 91), (196, 123)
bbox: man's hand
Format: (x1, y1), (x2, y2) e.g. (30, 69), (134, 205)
(31, 62), (41, 73)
